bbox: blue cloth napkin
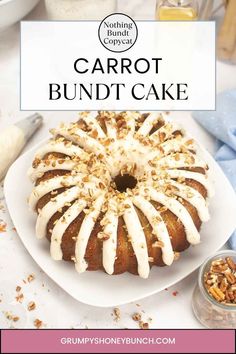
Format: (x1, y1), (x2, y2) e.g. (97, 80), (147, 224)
(192, 89), (236, 250)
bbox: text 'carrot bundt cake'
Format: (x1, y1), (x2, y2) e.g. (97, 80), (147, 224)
(28, 111), (214, 278)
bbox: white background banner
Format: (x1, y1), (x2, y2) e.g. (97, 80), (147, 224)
(20, 20), (215, 111)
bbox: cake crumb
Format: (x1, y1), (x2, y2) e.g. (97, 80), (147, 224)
(113, 308), (121, 321)
(34, 319), (43, 329)
(16, 286), (21, 292)
(139, 321), (149, 329)
(132, 312), (142, 322)
(174, 252), (180, 261)
(12, 316), (19, 322)
(15, 293), (24, 303)
(172, 291), (179, 297)
(4, 312), (19, 322)
(27, 274), (35, 283)
(28, 301), (36, 311)
(5, 312), (11, 320)
(0, 203), (5, 211)
(0, 222), (6, 232)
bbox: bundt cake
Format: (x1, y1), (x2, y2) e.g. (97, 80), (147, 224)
(28, 111), (214, 278)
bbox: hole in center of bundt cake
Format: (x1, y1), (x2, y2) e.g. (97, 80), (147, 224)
(114, 174), (137, 192)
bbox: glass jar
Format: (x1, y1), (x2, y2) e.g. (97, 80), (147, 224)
(45, 0), (117, 20)
(156, 0), (199, 20)
(192, 250), (236, 329)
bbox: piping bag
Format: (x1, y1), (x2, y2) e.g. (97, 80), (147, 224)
(0, 113), (43, 181)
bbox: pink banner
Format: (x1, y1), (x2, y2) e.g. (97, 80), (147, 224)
(1, 329), (235, 353)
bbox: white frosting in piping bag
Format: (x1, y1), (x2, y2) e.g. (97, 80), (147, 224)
(0, 126), (25, 180)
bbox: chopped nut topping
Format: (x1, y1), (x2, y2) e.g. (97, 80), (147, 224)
(4, 312), (20, 323)
(139, 321), (149, 329)
(113, 307), (121, 321)
(152, 241), (164, 248)
(174, 153), (180, 161)
(97, 232), (110, 241)
(225, 272), (236, 285)
(0, 222), (7, 232)
(34, 319), (43, 329)
(209, 287), (225, 301)
(27, 274), (35, 283)
(158, 131), (166, 143)
(226, 257), (236, 271)
(204, 256), (236, 305)
(132, 313), (142, 322)
(12, 316), (20, 322)
(32, 157), (41, 168)
(15, 293), (24, 303)
(90, 130), (98, 139)
(220, 278), (228, 292)
(28, 301), (36, 311)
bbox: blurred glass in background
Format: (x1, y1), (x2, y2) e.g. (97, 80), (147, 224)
(156, 0), (199, 21)
(45, 0), (117, 20)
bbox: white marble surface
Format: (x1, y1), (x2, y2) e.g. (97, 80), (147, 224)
(0, 0), (236, 329)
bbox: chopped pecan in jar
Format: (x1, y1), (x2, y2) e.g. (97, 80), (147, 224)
(204, 257), (236, 305)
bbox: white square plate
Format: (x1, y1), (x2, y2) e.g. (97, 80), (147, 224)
(4, 138), (236, 307)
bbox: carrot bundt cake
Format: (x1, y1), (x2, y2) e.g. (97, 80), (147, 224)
(28, 111), (213, 278)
